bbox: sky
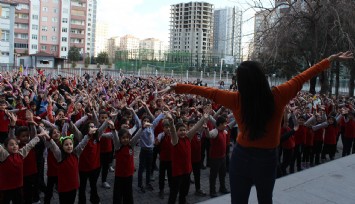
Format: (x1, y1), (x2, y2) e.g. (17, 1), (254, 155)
(97, 0), (273, 50)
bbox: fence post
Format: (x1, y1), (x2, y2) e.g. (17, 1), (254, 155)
(200, 71), (203, 81)
(155, 69), (158, 77)
(186, 70), (189, 81)
(213, 71), (216, 87)
(171, 70), (174, 78)
(226, 71), (229, 84)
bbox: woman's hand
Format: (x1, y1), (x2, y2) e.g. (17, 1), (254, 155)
(328, 51), (353, 62)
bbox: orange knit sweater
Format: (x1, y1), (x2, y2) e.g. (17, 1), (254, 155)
(176, 59), (331, 148)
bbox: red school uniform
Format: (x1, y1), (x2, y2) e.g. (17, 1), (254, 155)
(281, 127), (295, 149)
(209, 130), (227, 159)
(23, 148), (37, 176)
(47, 149), (59, 177)
(190, 133), (202, 163)
(79, 138), (101, 172)
(171, 137), (192, 177)
(159, 133), (172, 162)
(115, 145), (134, 177)
(0, 110), (10, 133)
(0, 154), (23, 190)
(57, 154), (79, 192)
(324, 126), (339, 145)
(294, 125), (307, 145)
(340, 118), (355, 139)
(313, 128), (324, 142)
(100, 128), (113, 153)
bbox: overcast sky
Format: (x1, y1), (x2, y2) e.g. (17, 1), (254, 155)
(97, 0), (273, 49)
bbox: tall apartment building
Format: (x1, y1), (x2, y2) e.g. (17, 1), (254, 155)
(169, 2), (214, 68)
(11, 0), (93, 61)
(0, 0), (16, 65)
(94, 20), (108, 56)
(120, 34), (140, 59)
(213, 7), (242, 63)
(140, 38), (168, 61)
(86, 0), (96, 57)
(106, 36), (120, 62)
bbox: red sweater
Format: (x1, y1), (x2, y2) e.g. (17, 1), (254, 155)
(0, 154), (23, 190)
(190, 133), (202, 163)
(0, 110), (10, 132)
(57, 154), (79, 192)
(115, 145), (134, 177)
(47, 149), (58, 177)
(23, 148), (37, 176)
(209, 130), (227, 159)
(79, 139), (101, 172)
(281, 127), (295, 149)
(159, 133), (172, 162)
(171, 137), (192, 177)
(324, 126), (339, 145)
(176, 59), (331, 148)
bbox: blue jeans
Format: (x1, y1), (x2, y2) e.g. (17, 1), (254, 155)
(229, 144), (277, 204)
(138, 148), (153, 187)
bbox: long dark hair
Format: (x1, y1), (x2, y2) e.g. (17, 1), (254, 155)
(237, 61), (275, 140)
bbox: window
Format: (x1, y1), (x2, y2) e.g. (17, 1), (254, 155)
(62, 18), (68, 23)
(32, 15), (38, 20)
(41, 26), (48, 31)
(1, 7), (10, 18)
(1, 30), (9, 42)
(42, 36), (47, 41)
(61, 37), (67, 42)
(42, 16), (48, 22)
(52, 36), (57, 42)
(51, 45), (57, 51)
(52, 17), (57, 22)
(52, 26), (56, 31)
(41, 45), (47, 50)
(15, 43), (29, 49)
(43, 7), (48, 12)
(62, 28), (67, 32)
(61, 46), (67, 51)
(53, 8), (58, 13)
(31, 44), (38, 49)
(32, 34), (38, 40)
(32, 24), (38, 30)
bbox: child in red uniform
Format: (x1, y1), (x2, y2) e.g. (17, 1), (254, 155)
(112, 122), (142, 204)
(0, 100), (10, 143)
(45, 130), (92, 204)
(156, 121), (173, 199)
(44, 127), (61, 204)
(0, 113), (43, 204)
(167, 113), (208, 204)
(78, 119), (110, 204)
(206, 116), (230, 197)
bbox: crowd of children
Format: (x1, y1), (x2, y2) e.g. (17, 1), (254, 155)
(0, 69), (354, 204)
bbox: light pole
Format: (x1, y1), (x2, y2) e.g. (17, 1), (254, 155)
(220, 58), (225, 81)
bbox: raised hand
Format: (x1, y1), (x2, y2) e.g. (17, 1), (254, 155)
(328, 51), (353, 62)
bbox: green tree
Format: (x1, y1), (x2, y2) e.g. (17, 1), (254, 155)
(96, 52), (109, 65)
(68, 47), (81, 67)
(84, 56), (91, 68)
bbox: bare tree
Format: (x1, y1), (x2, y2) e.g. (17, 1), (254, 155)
(250, 0), (355, 96)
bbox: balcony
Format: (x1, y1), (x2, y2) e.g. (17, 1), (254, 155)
(70, 42), (84, 48)
(71, 15), (86, 21)
(14, 38), (28, 44)
(16, 9), (30, 14)
(70, 33), (85, 39)
(71, 5), (86, 11)
(70, 24), (85, 29)
(14, 28), (28, 34)
(15, 17), (29, 24)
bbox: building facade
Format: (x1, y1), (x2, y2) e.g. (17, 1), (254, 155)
(8, 0), (95, 65)
(213, 7), (242, 64)
(169, 2), (214, 68)
(120, 34), (140, 59)
(85, 0), (96, 57)
(106, 36), (120, 62)
(0, 0), (16, 65)
(94, 20), (108, 56)
(140, 38), (168, 61)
